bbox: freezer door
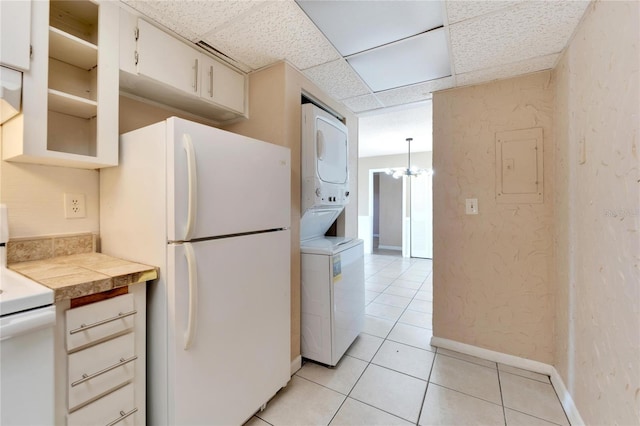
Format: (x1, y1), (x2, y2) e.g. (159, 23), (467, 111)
(167, 230), (290, 425)
(167, 117), (291, 241)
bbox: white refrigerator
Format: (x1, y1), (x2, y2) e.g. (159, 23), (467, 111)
(100, 117), (291, 425)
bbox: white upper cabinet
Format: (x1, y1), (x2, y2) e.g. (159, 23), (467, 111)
(199, 55), (245, 115)
(1, 0), (119, 169)
(0, 0), (31, 71)
(136, 20), (200, 96)
(118, 7), (247, 122)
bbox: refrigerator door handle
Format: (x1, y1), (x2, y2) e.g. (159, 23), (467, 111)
(183, 242), (198, 350)
(182, 134), (198, 241)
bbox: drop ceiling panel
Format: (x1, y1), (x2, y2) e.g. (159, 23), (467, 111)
(450, 0), (589, 74)
(342, 94), (384, 113)
(303, 59), (371, 100)
(347, 28), (451, 92)
(456, 54), (558, 87)
(201, 1), (340, 70)
(296, 0), (443, 56)
(375, 77), (454, 108)
(122, 0), (262, 42)
(445, 1), (523, 24)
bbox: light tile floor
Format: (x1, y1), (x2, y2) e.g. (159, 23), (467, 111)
(245, 254), (570, 426)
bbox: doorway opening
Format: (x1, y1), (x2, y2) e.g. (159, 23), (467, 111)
(364, 168), (432, 259)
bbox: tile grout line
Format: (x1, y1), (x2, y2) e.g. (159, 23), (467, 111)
(415, 345), (439, 425)
(497, 368), (508, 426)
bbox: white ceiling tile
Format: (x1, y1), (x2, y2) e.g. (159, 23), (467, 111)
(201, 1), (340, 70)
(445, 1), (523, 24)
(348, 29), (451, 92)
(450, 0), (589, 74)
(376, 77), (454, 108)
(123, 0), (264, 42)
(456, 54), (558, 87)
(297, 0), (443, 56)
(341, 94), (384, 113)
(303, 59), (371, 100)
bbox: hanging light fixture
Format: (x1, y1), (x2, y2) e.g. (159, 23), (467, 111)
(385, 137), (432, 179)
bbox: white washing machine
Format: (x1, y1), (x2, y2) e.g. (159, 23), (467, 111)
(300, 237), (364, 366)
(299, 103), (365, 366)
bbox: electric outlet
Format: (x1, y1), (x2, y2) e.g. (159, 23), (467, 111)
(64, 193), (86, 219)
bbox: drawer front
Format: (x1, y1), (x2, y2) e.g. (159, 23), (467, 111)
(68, 333), (136, 410)
(67, 383), (138, 426)
(66, 293), (135, 351)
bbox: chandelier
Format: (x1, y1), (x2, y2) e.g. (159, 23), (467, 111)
(385, 137), (432, 179)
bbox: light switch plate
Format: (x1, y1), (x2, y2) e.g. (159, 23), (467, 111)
(466, 198), (478, 215)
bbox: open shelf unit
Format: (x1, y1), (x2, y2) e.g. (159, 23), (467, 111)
(47, 0), (99, 156)
(1, 0), (118, 169)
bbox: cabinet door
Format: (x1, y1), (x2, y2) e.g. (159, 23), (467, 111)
(199, 55), (245, 114)
(0, 0), (31, 71)
(136, 19), (199, 96)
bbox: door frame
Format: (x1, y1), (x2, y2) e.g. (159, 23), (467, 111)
(365, 168), (409, 257)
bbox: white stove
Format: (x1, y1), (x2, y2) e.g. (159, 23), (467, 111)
(0, 204), (55, 426)
(0, 267), (54, 316)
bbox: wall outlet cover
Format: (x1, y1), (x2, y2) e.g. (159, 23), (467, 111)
(64, 193), (86, 219)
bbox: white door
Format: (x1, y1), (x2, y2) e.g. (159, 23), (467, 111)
(410, 173), (433, 258)
(316, 116), (348, 184)
(167, 117), (291, 241)
(136, 20), (200, 95)
(168, 230), (290, 425)
(199, 55), (245, 114)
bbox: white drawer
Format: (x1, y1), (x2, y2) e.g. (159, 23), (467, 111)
(68, 333), (136, 410)
(66, 293), (135, 351)
(67, 383), (139, 426)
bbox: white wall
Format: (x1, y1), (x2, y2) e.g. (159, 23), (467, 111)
(0, 161), (99, 238)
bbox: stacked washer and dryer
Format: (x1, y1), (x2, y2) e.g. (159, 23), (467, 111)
(300, 103), (365, 367)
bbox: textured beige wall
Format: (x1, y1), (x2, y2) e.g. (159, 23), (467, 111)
(553, 1), (640, 424)
(378, 173), (403, 247)
(432, 71), (555, 364)
(224, 62), (359, 362)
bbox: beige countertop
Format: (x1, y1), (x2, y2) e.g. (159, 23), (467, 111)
(9, 252), (158, 302)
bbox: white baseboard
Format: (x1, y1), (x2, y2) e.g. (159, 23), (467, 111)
(378, 245), (402, 251)
(290, 355), (302, 376)
(430, 336), (584, 426)
(549, 367), (585, 426)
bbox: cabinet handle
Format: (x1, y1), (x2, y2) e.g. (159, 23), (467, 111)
(193, 58), (199, 92)
(208, 66), (213, 97)
(105, 407), (138, 426)
(69, 310), (137, 335)
(71, 355), (138, 387)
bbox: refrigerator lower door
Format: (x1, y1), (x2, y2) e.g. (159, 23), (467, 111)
(166, 230), (290, 425)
